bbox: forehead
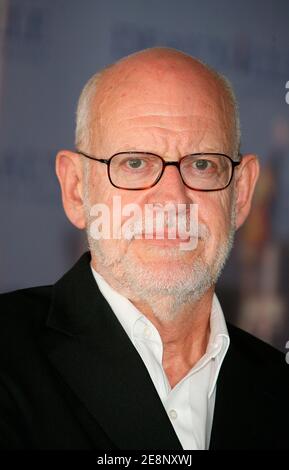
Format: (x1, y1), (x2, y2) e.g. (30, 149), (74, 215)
(90, 57), (234, 154)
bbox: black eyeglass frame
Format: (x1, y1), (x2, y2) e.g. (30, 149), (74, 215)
(76, 150), (242, 191)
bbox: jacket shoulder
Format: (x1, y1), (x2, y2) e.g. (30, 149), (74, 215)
(227, 322), (286, 364)
(226, 323), (289, 399)
(0, 286), (52, 334)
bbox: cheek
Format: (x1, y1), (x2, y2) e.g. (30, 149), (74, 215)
(88, 165), (114, 205)
(197, 191), (233, 248)
(87, 174), (140, 243)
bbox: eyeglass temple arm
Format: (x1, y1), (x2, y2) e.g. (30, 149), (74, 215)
(234, 152), (243, 166)
(76, 150), (109, 164)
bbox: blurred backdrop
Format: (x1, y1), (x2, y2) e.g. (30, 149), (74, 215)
(0, 0), (288, 351)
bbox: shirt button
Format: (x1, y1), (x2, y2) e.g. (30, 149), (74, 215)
(169, 409), (178, 420)
(143, 326), (151, 338)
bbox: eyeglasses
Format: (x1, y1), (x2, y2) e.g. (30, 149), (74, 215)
(76, 150), (242, 191)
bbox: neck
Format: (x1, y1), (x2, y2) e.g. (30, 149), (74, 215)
(132, 289), (213, 387)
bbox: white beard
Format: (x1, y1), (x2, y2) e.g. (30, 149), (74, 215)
(86, 228), (235, 322)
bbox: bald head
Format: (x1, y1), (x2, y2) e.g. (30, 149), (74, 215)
(76, 47), (240, 156)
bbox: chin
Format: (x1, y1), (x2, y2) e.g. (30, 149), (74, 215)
(126, 256), (208, 292)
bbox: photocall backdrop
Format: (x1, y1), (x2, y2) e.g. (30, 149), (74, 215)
(0, 0), (289, 351)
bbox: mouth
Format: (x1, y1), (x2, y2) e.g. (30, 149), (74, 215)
(139, 225), (197, 237)
(133, 230), (200, 250)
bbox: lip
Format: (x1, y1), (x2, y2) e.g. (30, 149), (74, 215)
(140, 227), (196, 238)
(134, 232), (198, 245)
(142, 238), (190, 246)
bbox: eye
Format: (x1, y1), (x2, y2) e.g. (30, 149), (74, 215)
(126, 158), (146, 169)
(192, 159), (213, 171)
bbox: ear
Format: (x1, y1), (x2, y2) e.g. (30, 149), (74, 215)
(55, 150), (87, 229)
(234, 154), (260, 230)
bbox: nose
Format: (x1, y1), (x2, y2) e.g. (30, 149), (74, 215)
(149, 163), (191, 205)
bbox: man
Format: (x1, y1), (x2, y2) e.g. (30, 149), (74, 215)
(0, 47), (288, 450)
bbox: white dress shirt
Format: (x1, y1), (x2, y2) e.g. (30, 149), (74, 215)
(91, 265), (230, 450)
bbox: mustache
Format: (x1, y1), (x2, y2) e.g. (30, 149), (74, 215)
(121, 206), (210, 241)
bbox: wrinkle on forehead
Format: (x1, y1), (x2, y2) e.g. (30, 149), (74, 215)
(96, 122), (231, 159)
(111, 115), (226, 137)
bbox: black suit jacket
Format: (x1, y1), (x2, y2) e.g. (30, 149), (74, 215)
(0, 251), (288, 450)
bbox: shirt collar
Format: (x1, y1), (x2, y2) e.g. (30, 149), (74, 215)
(206, 294), (230, 396)
(206, 294), (230, 357)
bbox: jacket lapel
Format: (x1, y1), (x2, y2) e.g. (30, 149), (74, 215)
(209, 324), (279, 450)
(40, 252), (182, 450)
(209, 340), (256, 449)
